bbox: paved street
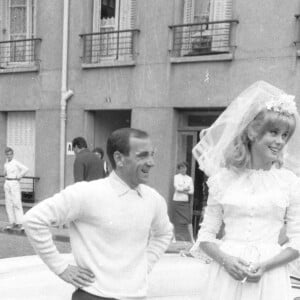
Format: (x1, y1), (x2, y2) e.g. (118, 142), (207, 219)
(0, 204), (71, 259)
(0, 231), (71, 259)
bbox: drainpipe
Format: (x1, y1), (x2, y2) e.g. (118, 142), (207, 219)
(60, 0), (74, 191)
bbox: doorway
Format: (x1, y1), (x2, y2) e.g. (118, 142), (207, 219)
(176, 110), (222, 239)
(93, 110), (131, 169)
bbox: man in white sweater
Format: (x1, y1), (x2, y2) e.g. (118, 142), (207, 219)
(23, 128), (173, 300)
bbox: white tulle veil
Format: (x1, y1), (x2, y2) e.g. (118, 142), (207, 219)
(192, 81), (300, 176)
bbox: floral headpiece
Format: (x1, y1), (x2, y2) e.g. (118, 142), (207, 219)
(265, 94), (297, 116)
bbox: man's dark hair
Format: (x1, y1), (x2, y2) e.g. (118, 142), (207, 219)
(177, 161), (188, 169)
(5, 146), (13, 154)
(92, 147), (104, 159)
(72, 137), (87, 149)
(107, 128), (149, 169)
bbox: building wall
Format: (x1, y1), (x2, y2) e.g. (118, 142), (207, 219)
(0, 0), (300, 202)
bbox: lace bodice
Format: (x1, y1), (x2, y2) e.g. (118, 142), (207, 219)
(197, 167), (300, 253)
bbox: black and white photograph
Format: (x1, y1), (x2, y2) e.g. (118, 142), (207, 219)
(1, 0), (300, 299)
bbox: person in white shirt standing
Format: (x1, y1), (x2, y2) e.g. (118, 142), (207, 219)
(4, 147), (29, 230)
(172, 161), (195, 243)
(23, 128), (173, 300)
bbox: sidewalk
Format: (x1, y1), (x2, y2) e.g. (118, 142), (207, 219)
(0, 201), (70, 243)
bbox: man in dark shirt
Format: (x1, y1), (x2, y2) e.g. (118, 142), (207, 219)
(72, 137), (105, 182)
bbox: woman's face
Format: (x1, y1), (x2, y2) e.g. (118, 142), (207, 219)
(250, 122), (290, 169)
(178, 165), (187, 175)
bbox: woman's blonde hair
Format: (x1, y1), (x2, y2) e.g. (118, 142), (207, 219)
(224, 109), (296, 170)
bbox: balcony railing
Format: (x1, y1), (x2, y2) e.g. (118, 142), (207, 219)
(80, 29), (140, 64)
(0, 38), (42, 68)
(169, 20), (239, 57)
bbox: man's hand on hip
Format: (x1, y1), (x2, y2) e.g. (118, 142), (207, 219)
(59, 265), (95, 288)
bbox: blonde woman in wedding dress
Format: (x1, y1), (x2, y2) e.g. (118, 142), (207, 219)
(192, 81), (300, 300)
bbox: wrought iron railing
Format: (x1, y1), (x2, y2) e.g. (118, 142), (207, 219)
(0, 38), (41, 68)
(80, 29), (140, 64)
(0, 175), (40, 203)
(169, 20), (239, 57)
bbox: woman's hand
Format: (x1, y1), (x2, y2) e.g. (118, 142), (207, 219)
(222, 255), (249, 281)
(243, 262), (267, 283)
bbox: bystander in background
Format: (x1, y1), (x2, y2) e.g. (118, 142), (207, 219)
(4, 147), (28, 230)
(92, 147), (110, 177)
(72, 137), (105, 182)
(172, 161), (195, 243)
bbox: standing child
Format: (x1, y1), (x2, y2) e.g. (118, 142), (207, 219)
(4, 147), (28, 230)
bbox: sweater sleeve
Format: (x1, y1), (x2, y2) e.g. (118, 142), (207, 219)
(285, 174), (300, 253)
(147, 192), (173, 273)
(23, 182), (87, 275)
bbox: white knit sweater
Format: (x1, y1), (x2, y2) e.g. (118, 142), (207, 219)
(23, 172), (173, 299)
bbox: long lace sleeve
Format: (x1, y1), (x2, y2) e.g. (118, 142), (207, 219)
(195, 173), (224, 245)
(285, 175), (300, 253)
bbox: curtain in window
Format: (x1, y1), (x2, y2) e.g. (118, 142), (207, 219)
(183, 0), (210, 24)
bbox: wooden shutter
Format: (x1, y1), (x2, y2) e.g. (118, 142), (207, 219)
(183, 0), (195, 24)
(93, 0), (102, 33)
(209, 0), (232, 52)
(181, 0), (195, 56)
(92, 0), (102, 62)
(7, 112), (35, 176)
(119, 0), (136, 59)
(119, 0), (136, 30)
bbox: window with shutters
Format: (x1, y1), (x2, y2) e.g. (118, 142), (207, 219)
(80, 0), (139, 66)
(170, 0), (238, 59)
(0, 0), (41, 69)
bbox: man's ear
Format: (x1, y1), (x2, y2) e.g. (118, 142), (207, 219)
(113, 151), (124, 167)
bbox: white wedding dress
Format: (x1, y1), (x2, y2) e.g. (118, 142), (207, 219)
(197, 167), (300, 300)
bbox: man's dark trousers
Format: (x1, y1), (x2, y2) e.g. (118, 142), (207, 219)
(72, 289), (118, 300)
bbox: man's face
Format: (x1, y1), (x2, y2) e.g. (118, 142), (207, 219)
(5, 151), (14, 162)
(120, 137), (155, 188)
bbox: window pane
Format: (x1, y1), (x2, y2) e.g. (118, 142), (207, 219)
(11, 0), (26, 7)
(101, 0), (115, 19)
(10, 7), (26, 34)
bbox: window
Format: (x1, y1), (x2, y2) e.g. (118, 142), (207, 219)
(170, 0), (236, 58)
(0, 0), (39, 67)
(185, 0), (233, 54)
(83, 0), (138, 63)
